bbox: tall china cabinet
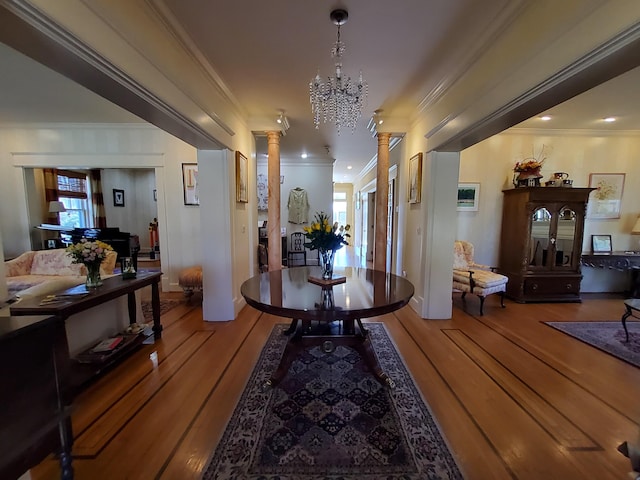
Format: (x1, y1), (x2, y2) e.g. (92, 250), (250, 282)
(498, 187), (594, 303)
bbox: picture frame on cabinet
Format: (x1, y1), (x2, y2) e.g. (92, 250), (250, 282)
(236, 151), (248, 203)
(182, 163), (199, 206)
(408, 152), (422, 204)
(588, 173), (625, 219)
(113, 189), (125, 207)
(457, 183), (480, 211)
(591, 234), (612, 253)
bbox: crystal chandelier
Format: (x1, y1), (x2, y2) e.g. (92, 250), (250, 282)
(309, 9), (367, 134)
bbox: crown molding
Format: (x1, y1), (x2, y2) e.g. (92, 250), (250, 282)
(355, 136), (403, 183)
(506, 127), (640, 137)
(415, 0), (528, 115)
(2, 0), (229, 147)
(145, 0), (247, 120)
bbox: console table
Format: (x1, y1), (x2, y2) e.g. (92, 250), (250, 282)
(581, 252), (640, 297)
(0, 313), (74, 479)
(10, 271), (162, 388)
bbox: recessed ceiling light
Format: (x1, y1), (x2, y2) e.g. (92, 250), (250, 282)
(301, 153), (308, 159)
(378, 119), (384, 125)
(347, 165), (352, 170)
(540, 115), (551, 121)
(604, 117), (616, 122)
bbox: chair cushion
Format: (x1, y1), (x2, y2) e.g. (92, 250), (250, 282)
(453, 269), (508, 288)
(179, 266), (203, 288)
(31, 249), (84, 276)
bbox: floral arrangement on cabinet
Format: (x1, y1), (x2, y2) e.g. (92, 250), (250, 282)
(513, 144), (550, 186)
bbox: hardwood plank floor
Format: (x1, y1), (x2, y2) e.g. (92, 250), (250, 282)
(30, 287), (639, 479)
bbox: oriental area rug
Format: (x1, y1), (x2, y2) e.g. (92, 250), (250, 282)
(545, 321), (640, 368)
(141, 298), (181, 323)
(202, 323), (462, 480)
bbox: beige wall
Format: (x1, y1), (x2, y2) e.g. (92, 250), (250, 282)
(459, 128), (640, 292)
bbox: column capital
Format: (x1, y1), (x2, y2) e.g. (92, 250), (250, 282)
(266, 131), (281, 143)
(376, 132), (391, 145)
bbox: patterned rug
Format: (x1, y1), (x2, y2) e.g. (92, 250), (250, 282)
(202, 323), (462, 480)
(545, 321), (640, 368)
(141, 298), (181, 323)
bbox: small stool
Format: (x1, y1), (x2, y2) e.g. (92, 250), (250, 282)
(179, 266), (202, 298)
(621, 298), (640, 342)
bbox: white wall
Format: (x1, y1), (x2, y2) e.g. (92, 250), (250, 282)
(101, 169), (157, 250)
(0, 124), (198, 292)
(458, 129), (640, 292)
(257, 160), (333, 267)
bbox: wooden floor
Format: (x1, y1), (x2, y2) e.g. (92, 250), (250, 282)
(31, 273), (639, 479)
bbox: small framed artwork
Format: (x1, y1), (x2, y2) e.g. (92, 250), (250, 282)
(408, 152), (422, 204)
(591, 234), (612, 253)
(113, 189), (125, 207)
(236, 151), (248, 203)
(588, 173), (625, 219)
(182, 163), (199, 206)
(457, 183), (480, 211)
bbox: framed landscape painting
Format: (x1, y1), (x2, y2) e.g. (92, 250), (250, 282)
(457, 183), (480, 211)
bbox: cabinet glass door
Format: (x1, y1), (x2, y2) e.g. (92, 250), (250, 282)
(530, 207), (551, 267)
(555, 207), (576, 268)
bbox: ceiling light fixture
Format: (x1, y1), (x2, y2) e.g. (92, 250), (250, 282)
(540, 115), (551, 121)
(277, 110), (290, 134)
(310, 9), (367, 134)
(301, 153), (308, 159)
(604, 116), (616, 122)
(367, 109), (383, 137)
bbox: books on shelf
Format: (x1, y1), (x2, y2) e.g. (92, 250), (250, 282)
(91, 336), (124, 353)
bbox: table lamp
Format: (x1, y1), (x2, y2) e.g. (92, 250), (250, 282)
(48, 201), (66, 224)
(631, 216), (640, 252)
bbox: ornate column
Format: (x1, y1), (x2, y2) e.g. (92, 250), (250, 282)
(267, 131), (282, 271)
(374, 132), (391, 272)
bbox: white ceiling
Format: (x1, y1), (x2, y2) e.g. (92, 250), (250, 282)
(0, 2), (638, 182)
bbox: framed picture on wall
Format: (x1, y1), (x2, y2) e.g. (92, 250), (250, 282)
(588, 173), (625, 219)
(457, 183), (480, 211)
(113, 189), (125, 207)
(408, 152), (422, 204)
(591, 234), (612, 253)
(182, 163), (199, 206)
(236, 151), (248, 203)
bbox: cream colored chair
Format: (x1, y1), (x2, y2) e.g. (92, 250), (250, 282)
(453, 240), (508, 315)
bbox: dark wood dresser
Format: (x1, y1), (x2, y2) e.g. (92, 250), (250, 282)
(0, 311), (74, 479)
(498, 187), (594, 303)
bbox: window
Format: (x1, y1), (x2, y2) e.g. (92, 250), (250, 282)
(333, 191), (347, 226)
(57, 170), (91, 229)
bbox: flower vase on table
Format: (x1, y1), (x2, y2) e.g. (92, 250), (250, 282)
(319, 249), (336, 280)
(85, 262), (102, 288)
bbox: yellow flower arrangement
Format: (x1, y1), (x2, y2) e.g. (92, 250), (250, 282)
(302, 211), (350, 252)
(66, 238), (113, 268)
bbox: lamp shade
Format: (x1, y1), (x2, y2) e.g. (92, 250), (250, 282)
(632, 217), (640, 235)
(48, 201), (66, 213)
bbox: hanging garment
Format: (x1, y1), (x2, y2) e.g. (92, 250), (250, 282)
(287, 188), (309, 224)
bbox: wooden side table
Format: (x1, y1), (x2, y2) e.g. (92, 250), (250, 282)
(621, 298), (640, 342)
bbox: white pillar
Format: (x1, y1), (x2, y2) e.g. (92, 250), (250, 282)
(198, 149), (235, 321)
(420, 151), (460, 319)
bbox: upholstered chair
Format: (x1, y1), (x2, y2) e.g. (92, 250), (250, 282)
(452, 240), (508, 315)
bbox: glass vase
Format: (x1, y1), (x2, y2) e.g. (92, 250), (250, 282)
(318, 249), (335, 280)
(85, 262), (103, 288)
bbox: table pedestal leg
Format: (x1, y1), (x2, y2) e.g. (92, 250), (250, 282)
(265, 320), (394, 389)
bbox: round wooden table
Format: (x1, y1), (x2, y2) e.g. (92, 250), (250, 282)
(241, 266), (414, 388)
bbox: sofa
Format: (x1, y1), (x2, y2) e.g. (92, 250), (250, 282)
(5, 249), (142, 357)
(5, 248), (117, 297)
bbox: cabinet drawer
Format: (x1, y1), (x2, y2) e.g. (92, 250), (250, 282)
(523, 277), (580, 295)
